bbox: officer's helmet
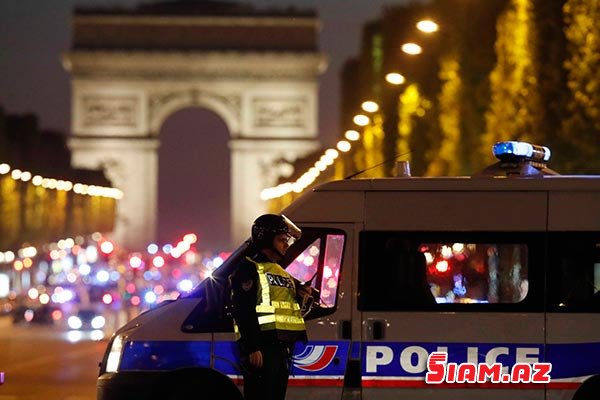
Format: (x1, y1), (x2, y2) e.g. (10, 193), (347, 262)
(251, 214), (301, 249)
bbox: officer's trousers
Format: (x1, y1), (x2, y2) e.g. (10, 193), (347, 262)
(242, 342), (291, 400)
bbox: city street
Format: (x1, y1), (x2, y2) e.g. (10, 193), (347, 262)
(0, 316), (106, 400)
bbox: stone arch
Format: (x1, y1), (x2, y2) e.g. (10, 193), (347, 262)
(64, 3), (326, 249)
(149, 89), (240, 136)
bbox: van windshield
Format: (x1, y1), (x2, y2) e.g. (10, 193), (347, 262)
(180, 239), (252, 299)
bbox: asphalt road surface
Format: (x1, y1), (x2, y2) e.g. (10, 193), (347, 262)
(0, 316), (107, 400)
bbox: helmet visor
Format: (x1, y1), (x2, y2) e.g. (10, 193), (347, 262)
(280, 214), (301, 241)
(282, 232), (297, 246)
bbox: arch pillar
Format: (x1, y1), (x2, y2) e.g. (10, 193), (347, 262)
(229, 138), (319, 244)
(69, 137), (160, 249)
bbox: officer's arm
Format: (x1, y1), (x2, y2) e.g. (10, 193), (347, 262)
(292, 276), (313, 298)
(231, 261), (261, 353)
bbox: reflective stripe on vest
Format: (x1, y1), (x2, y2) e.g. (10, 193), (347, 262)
(234, 257), (305, 338)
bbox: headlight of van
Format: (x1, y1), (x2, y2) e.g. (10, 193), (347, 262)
(105, 335), (124, 373)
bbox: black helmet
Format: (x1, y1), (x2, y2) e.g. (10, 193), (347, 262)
(251, 214), (301, 249)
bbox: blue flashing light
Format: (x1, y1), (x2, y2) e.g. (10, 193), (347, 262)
(110, 271), (120, 281)
(144, 291), (157, 304)
(96, 270), (110, 283)
(147, 243), (159, 255)
(78, 264), (91, 276)
(493, 141), (551, 162)
(162, 244), (173, 255)
(213, 256), (224, 268)
(177, 279), (194, 292)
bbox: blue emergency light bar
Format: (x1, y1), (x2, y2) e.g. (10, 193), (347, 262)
(493, 141), (551, 162)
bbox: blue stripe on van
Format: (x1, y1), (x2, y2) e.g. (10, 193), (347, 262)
(119, 340), (350, 376)
(214, 340), (241, 375)
(120, 341), (211, 371)
(118, 340), (600, 381)
(546, 343), (600, 379)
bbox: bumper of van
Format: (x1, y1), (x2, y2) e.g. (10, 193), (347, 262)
(97, 369), (243, 400)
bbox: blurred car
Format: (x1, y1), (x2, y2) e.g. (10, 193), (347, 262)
(67, 309), (106, 331)
(11, 303), (62, 325)
(31, 304), (62, 324)
(0, 298), (13, 316)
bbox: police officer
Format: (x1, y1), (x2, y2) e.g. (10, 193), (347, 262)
(230, 214), (308, 400)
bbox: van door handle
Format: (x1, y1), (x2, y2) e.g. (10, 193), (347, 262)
(367, 319), (385, 340)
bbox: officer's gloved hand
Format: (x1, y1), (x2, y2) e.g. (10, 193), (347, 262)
(297, 284), (320, 317)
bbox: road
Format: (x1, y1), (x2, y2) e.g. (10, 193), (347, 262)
(0, 316), (107, 400)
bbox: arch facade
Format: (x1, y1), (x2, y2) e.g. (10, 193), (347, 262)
(64, 4), (325, 249)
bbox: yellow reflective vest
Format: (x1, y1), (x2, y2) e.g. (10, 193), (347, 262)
(234, 257), (306, 338)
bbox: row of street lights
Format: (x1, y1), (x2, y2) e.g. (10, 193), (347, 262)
(387, 18), (440, 83)
(260, 19), (441, 201)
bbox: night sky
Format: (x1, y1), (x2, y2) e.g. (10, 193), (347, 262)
(0, 0), (412, 250)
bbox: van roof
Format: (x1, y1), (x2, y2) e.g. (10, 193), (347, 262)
(312, 175), (600, 192)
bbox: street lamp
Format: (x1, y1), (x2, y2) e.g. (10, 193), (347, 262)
(337, 140), (351, 152)
(345, 130), (360, 141)
(353, 114), (370, 126)
(416, 19), (439, 33)
(385, 72), (406, 85)
(402, 42), (423, 55)
(361, 100), (379, 113)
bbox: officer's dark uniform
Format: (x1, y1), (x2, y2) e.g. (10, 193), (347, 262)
(230, 251), (307, 400)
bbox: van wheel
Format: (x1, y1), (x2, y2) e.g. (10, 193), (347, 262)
(572, 375), (600, 400)
(165, 368), (243, 400)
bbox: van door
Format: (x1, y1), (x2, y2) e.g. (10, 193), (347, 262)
(546, 232), (600, 399)
(285, 224), (353, 400)
(358, 230), (546, 400)
(359, 191), (547, 400)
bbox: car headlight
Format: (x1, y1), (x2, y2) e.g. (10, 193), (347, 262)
(91, 315), (105, 329)
(105, 335), (124, 373)
(68, 316), (82, 330)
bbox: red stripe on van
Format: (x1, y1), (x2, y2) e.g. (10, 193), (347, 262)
(289, 378), (344, 387)
(232, 376), (344, 387)
(235, 376), (581, 389)
(361, 379), (581, 390)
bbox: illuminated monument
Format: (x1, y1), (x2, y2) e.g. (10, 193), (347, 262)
(63, 1), (326, 249)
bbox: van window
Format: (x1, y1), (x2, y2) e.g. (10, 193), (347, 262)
(359, 232), (541, 311)
(319, 234), (344, 307)
(286, 238), (321, 283)
(181, 242), (251, 333)
(548, 232), (600, 312)
(284, 228), (346, 312)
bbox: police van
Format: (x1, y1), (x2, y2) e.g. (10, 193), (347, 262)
(97, 142), (600, 400)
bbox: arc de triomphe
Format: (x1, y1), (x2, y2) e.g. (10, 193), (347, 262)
(63, 2), (325, 249)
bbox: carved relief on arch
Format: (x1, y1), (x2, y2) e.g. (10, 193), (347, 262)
(148, 89), (241, 135)
(100, 158), (128, 188)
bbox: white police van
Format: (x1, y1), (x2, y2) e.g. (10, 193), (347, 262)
(98, 142), (600, 400)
